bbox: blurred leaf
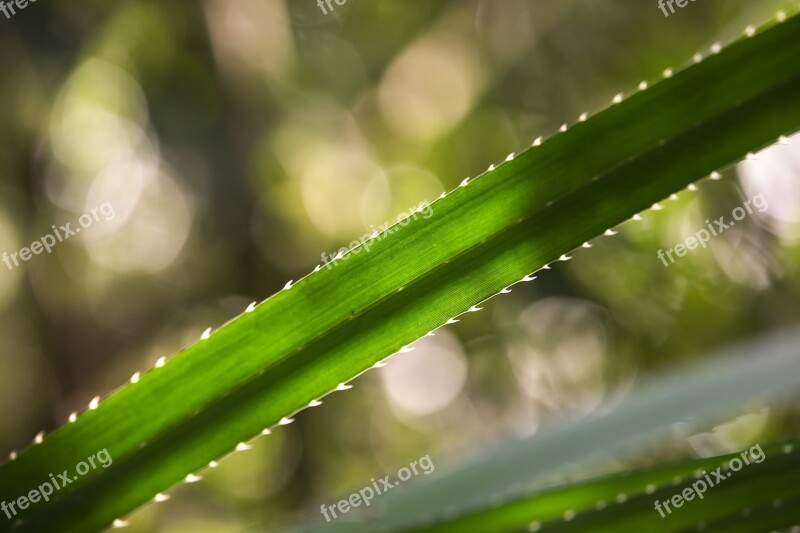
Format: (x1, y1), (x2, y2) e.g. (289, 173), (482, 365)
(317, 327), (800, 531)
(410, 440), (800, 533)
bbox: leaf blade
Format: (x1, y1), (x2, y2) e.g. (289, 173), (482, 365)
(3, 13), (800, 532)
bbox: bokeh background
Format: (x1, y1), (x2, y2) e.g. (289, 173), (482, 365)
(2, 0), (800, 531)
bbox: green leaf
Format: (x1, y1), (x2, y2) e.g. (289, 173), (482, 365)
(3, 11), (800, 533)
(408, 441), (800, 533)
(291, 327), (800, 532)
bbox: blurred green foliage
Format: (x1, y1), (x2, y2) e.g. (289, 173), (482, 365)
(1, 1), (800, 531)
